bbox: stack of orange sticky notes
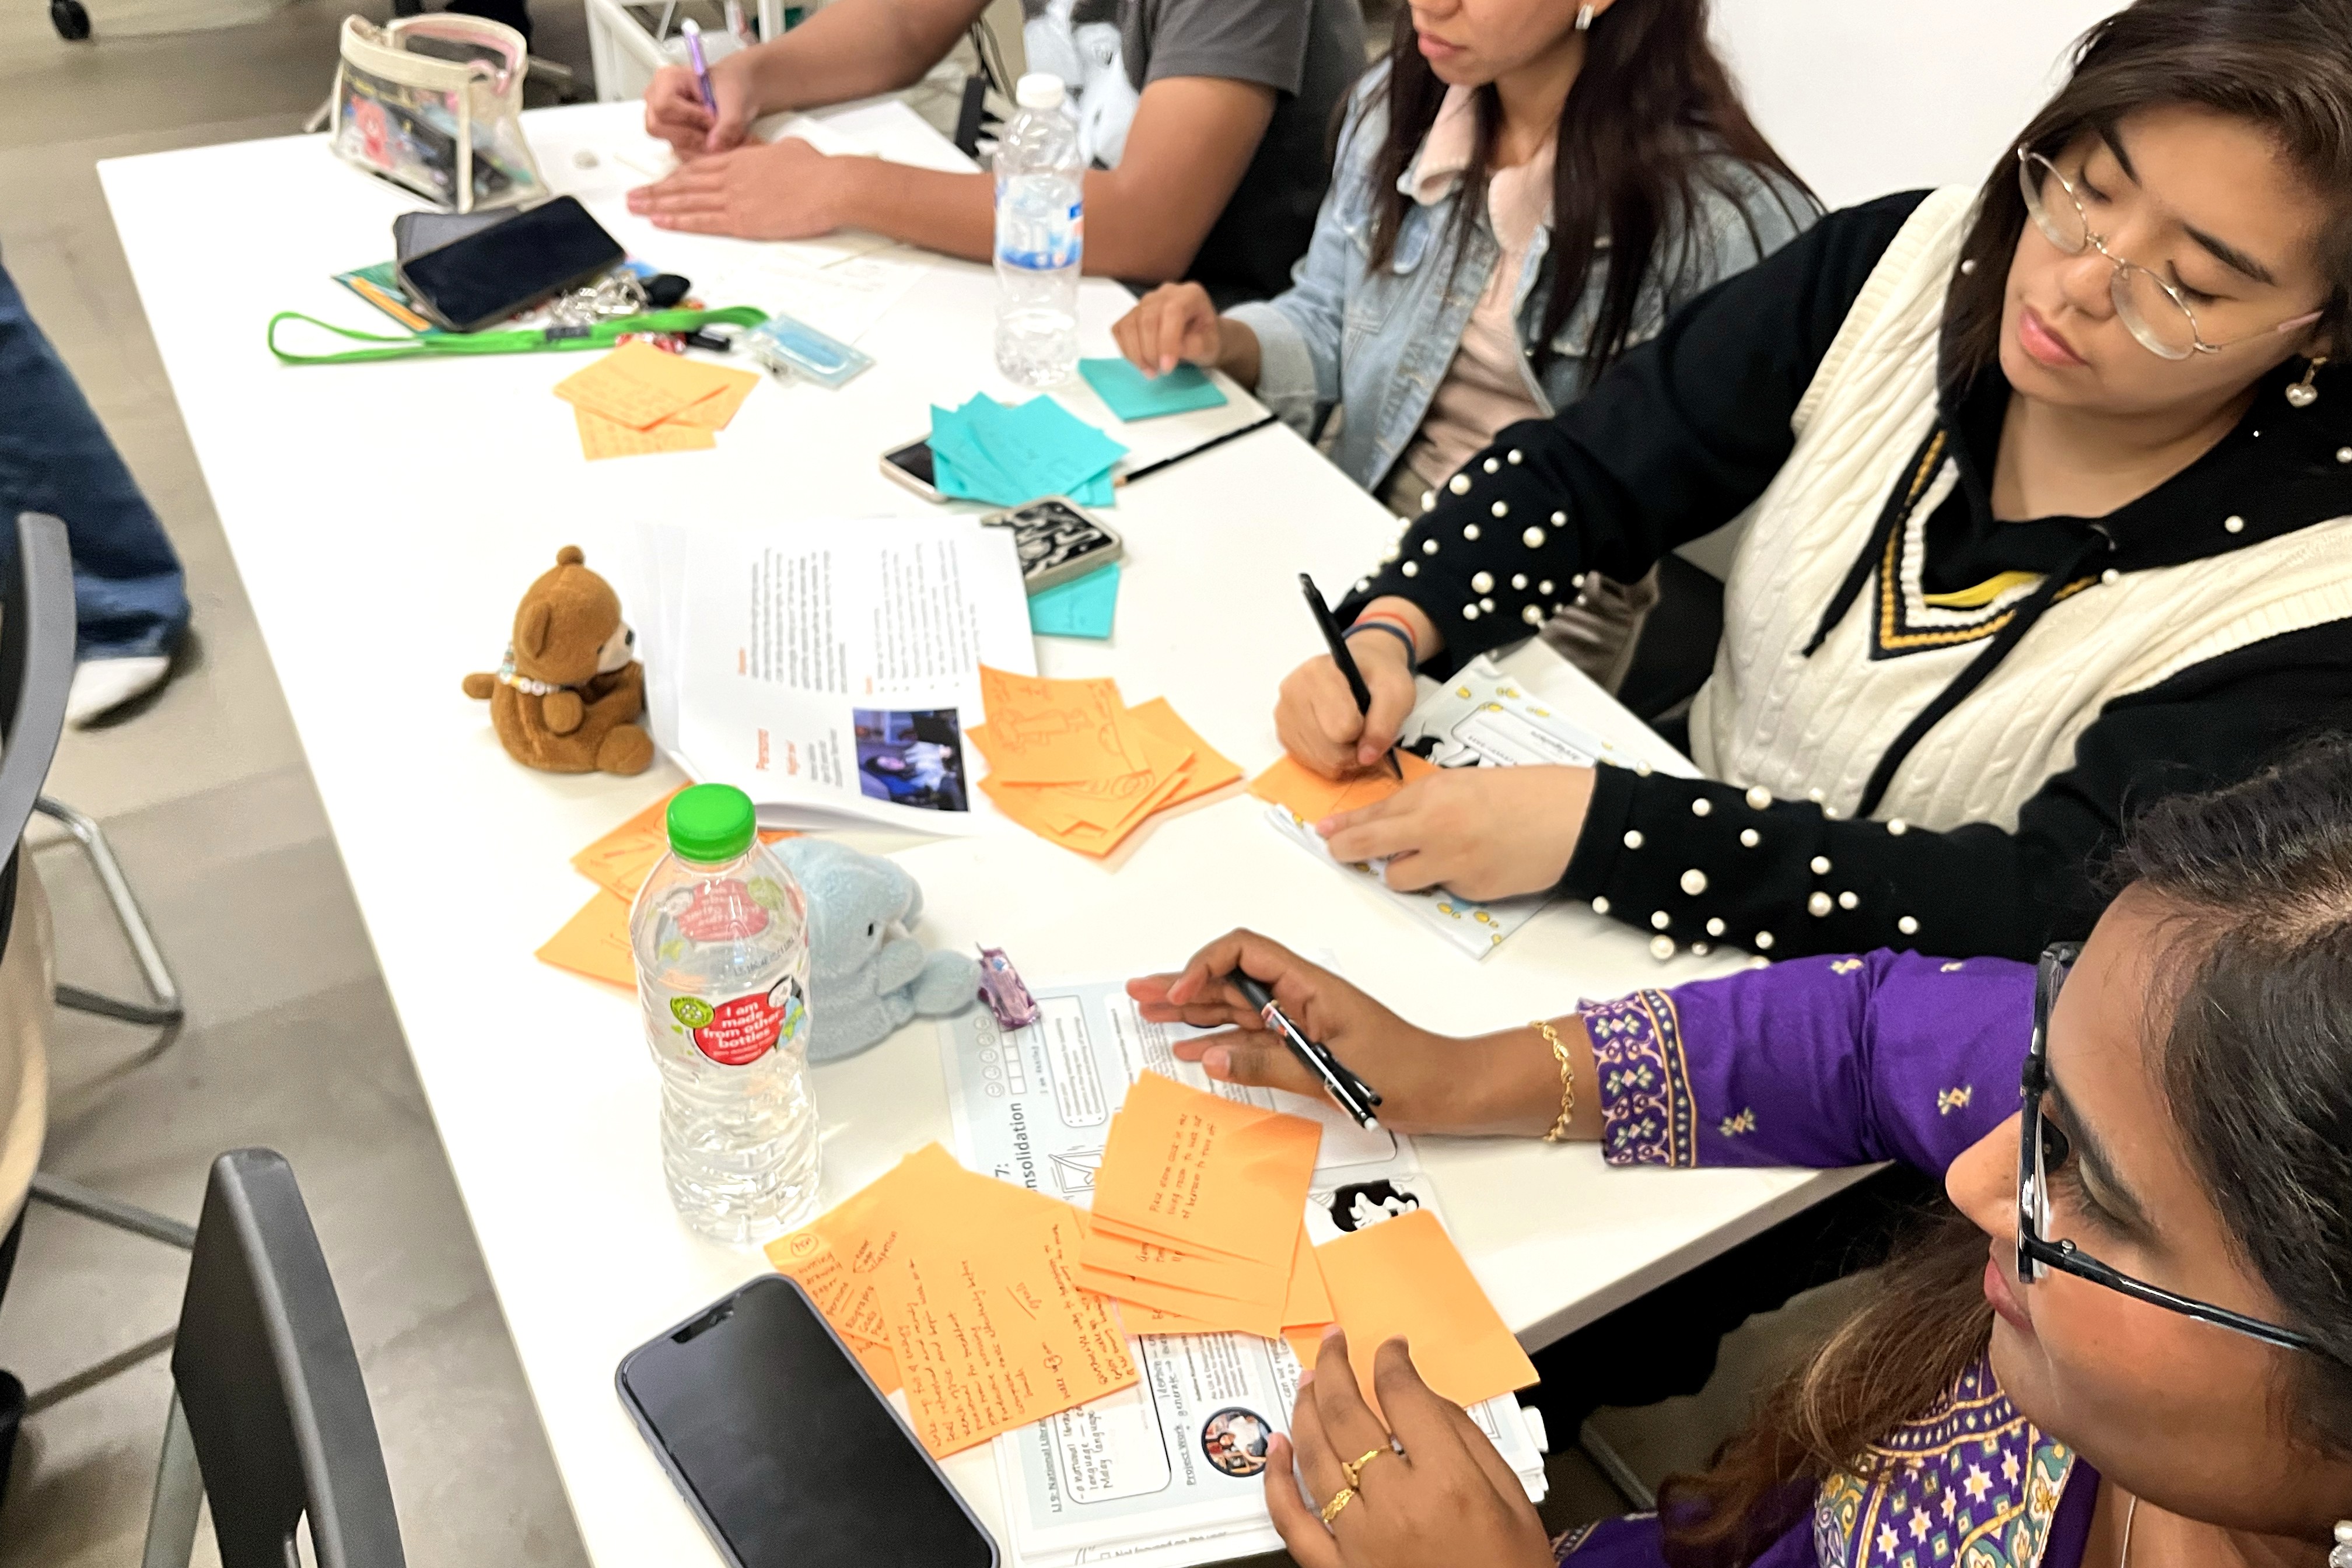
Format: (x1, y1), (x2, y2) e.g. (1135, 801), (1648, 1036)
(552, 342), (760, 460)
(1248, 748), (1436, 826)
(765, 1143), (1139, 1457)
(969, 667), (1241, 856)
(1076, 1072), (1322, 1338)
(536, 786), (793, 989)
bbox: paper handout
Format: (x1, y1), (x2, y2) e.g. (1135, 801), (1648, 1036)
(765, 1143), (1138, 1455)
(1314, 1208), (1538, 1417)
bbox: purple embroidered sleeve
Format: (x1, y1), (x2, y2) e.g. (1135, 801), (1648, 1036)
(1581, 951), (2032, 1173)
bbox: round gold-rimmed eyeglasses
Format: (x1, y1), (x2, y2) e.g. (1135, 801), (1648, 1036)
(2015, 146), (2322, 362)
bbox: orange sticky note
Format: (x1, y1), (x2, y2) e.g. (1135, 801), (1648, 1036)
(1114, 1297), (1242, 1339)
(535, 890), (636, 989)
(1081, 1210), (1288, 1305)
(1077, 1261), (1284, 1339)
(1249, 750), (1436, 824)
(663, 366), (761, 430)
(1091, 1072), (1321, 1269)
(1314, 1209), (1538, 1416)
(554, 342), (737, 429)
(1128, 697), (1242, 804)
(1283, 1227), (1331, 1329)
(573, 404), (718, 460)
(970, 667), (1150, 783)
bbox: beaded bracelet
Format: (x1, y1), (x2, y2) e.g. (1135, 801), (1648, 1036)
(1531, 1019), (1576, 1142)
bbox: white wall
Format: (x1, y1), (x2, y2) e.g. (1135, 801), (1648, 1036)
(1709, 1), (2122, 211)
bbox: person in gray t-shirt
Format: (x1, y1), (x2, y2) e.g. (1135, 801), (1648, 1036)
(631, 0), (1364, 307)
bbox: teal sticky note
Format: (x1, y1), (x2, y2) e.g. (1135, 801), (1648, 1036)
(932, 393), (1129, 507)
(1028, 564), (1119, 639)
(1079, 358), (1230, 421)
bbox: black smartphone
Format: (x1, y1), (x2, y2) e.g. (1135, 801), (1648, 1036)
(617, 1276), (998, 1568)
(395, 195), (624, 333)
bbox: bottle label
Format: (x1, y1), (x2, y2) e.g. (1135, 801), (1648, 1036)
(668, 977), (807, 1066)
(677, 880), (772, 942)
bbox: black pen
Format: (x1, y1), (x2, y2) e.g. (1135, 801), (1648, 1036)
(1300, 573), (1402, 779)
(1115, 412), (1278, 486)
(1230, 972), (1382, 1129)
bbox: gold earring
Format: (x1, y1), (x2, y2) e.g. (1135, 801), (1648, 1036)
(2288, 355), (2328, 408)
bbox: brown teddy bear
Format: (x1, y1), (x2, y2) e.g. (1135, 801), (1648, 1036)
(462, 547), (656, 775)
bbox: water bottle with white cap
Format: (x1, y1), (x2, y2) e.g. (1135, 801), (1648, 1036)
(993, 71), (1084, 387)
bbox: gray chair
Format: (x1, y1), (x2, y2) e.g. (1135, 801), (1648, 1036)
(142, 1149), (407, 1568)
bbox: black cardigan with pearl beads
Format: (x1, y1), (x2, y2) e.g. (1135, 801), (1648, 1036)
(1340, 192), (2352, 963)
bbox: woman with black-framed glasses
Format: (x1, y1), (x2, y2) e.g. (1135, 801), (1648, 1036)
(1129, 734), (2352, 1568)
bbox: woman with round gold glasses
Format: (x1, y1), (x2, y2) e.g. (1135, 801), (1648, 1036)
(1132, 733), (2352, 1568)
(1262, 0), (2352, 979)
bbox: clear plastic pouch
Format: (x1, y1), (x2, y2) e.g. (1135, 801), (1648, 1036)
(331, 14), (546, 213)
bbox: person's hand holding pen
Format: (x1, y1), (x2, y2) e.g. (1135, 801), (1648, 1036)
(1276, 597), (1430, 779)
(1126, 930), (1598, 1139)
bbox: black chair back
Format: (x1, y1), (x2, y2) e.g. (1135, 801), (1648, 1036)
(171, 1149), (406, 1568)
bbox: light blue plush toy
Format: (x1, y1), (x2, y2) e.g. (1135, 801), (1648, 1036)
(772, 838), (978, 1061)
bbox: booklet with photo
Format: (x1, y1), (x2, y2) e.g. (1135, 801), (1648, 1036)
(629, 518), (1036, 834)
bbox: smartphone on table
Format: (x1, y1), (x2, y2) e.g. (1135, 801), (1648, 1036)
(880, 435), (944, 502)
(395, 195), (624, 332)
(982, 498), (1125, 593)
(617, 1275), (998, 1568)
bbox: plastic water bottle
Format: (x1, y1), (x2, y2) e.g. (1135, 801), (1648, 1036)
(994, 71), (1084, 388)
(631, 784), (818, 1244)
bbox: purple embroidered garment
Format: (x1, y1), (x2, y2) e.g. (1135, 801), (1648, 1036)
(1554, 951), (2099, 1568)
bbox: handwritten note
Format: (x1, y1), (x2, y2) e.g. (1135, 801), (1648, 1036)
(572, 405), (718, 460)
(534, 891), (635, 988)
(970, 670), (1238, 857)
(764, 1143), (1136, 1455)
(1091, 1072), (1320, 1264)
(1314, 1209), (1538, 1416)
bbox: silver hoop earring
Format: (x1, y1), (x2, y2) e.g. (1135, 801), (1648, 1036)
(1574, 4), (1595, 29)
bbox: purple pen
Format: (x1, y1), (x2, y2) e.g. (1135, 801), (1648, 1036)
(681, 19), (719, 116)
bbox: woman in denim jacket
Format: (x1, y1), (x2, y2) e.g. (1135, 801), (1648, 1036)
(1113, 0), (1814, 687)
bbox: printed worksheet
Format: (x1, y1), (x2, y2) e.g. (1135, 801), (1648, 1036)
(939, 977), (1546, 1568)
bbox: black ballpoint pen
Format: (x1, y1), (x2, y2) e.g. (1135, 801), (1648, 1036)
(1230, 972), (1382, 1129)
(1300, 574), (1404, 780)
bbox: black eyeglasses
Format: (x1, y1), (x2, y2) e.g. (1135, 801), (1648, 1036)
(2018, 944), (2326, 1356)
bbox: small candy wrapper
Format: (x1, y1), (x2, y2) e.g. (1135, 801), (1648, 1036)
(975, 944), (1040, 1029)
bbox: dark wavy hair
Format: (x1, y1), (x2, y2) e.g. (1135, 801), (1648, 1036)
(1941, 0), (2352, 400)
(1661, 733), (2352, 1564)
(1364, 0), (1809, 390)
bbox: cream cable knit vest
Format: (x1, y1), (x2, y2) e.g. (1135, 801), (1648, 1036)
(1688, 188), (2352, 832)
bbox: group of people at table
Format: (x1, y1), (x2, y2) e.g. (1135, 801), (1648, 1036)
(632, 0), (2352, 1565)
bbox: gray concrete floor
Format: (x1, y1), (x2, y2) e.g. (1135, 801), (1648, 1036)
(0, 2), (1856, 1560)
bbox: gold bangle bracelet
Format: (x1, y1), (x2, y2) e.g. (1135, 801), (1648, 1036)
(1532, 1019), (1576, 1142)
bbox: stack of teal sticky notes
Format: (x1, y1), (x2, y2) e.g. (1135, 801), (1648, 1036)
(929, 394), (1129, 507)
(1078, 358), (1230, 421)
(1028, 564), (1119, 639)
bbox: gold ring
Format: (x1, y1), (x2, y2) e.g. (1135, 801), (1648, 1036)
(1340, 1447), (1390, 1489)
(1319, 1486), (1356, 1525)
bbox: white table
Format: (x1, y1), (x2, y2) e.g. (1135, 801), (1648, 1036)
(99, 100), (1868, 1567)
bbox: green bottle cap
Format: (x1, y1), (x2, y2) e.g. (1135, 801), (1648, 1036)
(667, 783), (757, 863)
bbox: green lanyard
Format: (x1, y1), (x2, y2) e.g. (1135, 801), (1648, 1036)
(266, 306), (771, 366)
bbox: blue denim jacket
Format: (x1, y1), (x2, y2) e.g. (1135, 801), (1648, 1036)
(1227, 64), (1817, 492)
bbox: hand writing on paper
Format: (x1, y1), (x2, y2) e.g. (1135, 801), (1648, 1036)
(627, 137), (845, 239)
(1264, 1330), (1552, 1568)
(1320, 764), (1595, 902)
(643, 57), (758, 158)
(1275, 621), (1421, 778)
(1127, 931), (1572, 1137)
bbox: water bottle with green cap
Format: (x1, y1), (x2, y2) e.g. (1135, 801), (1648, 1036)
(629, 782), (817, 1242)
